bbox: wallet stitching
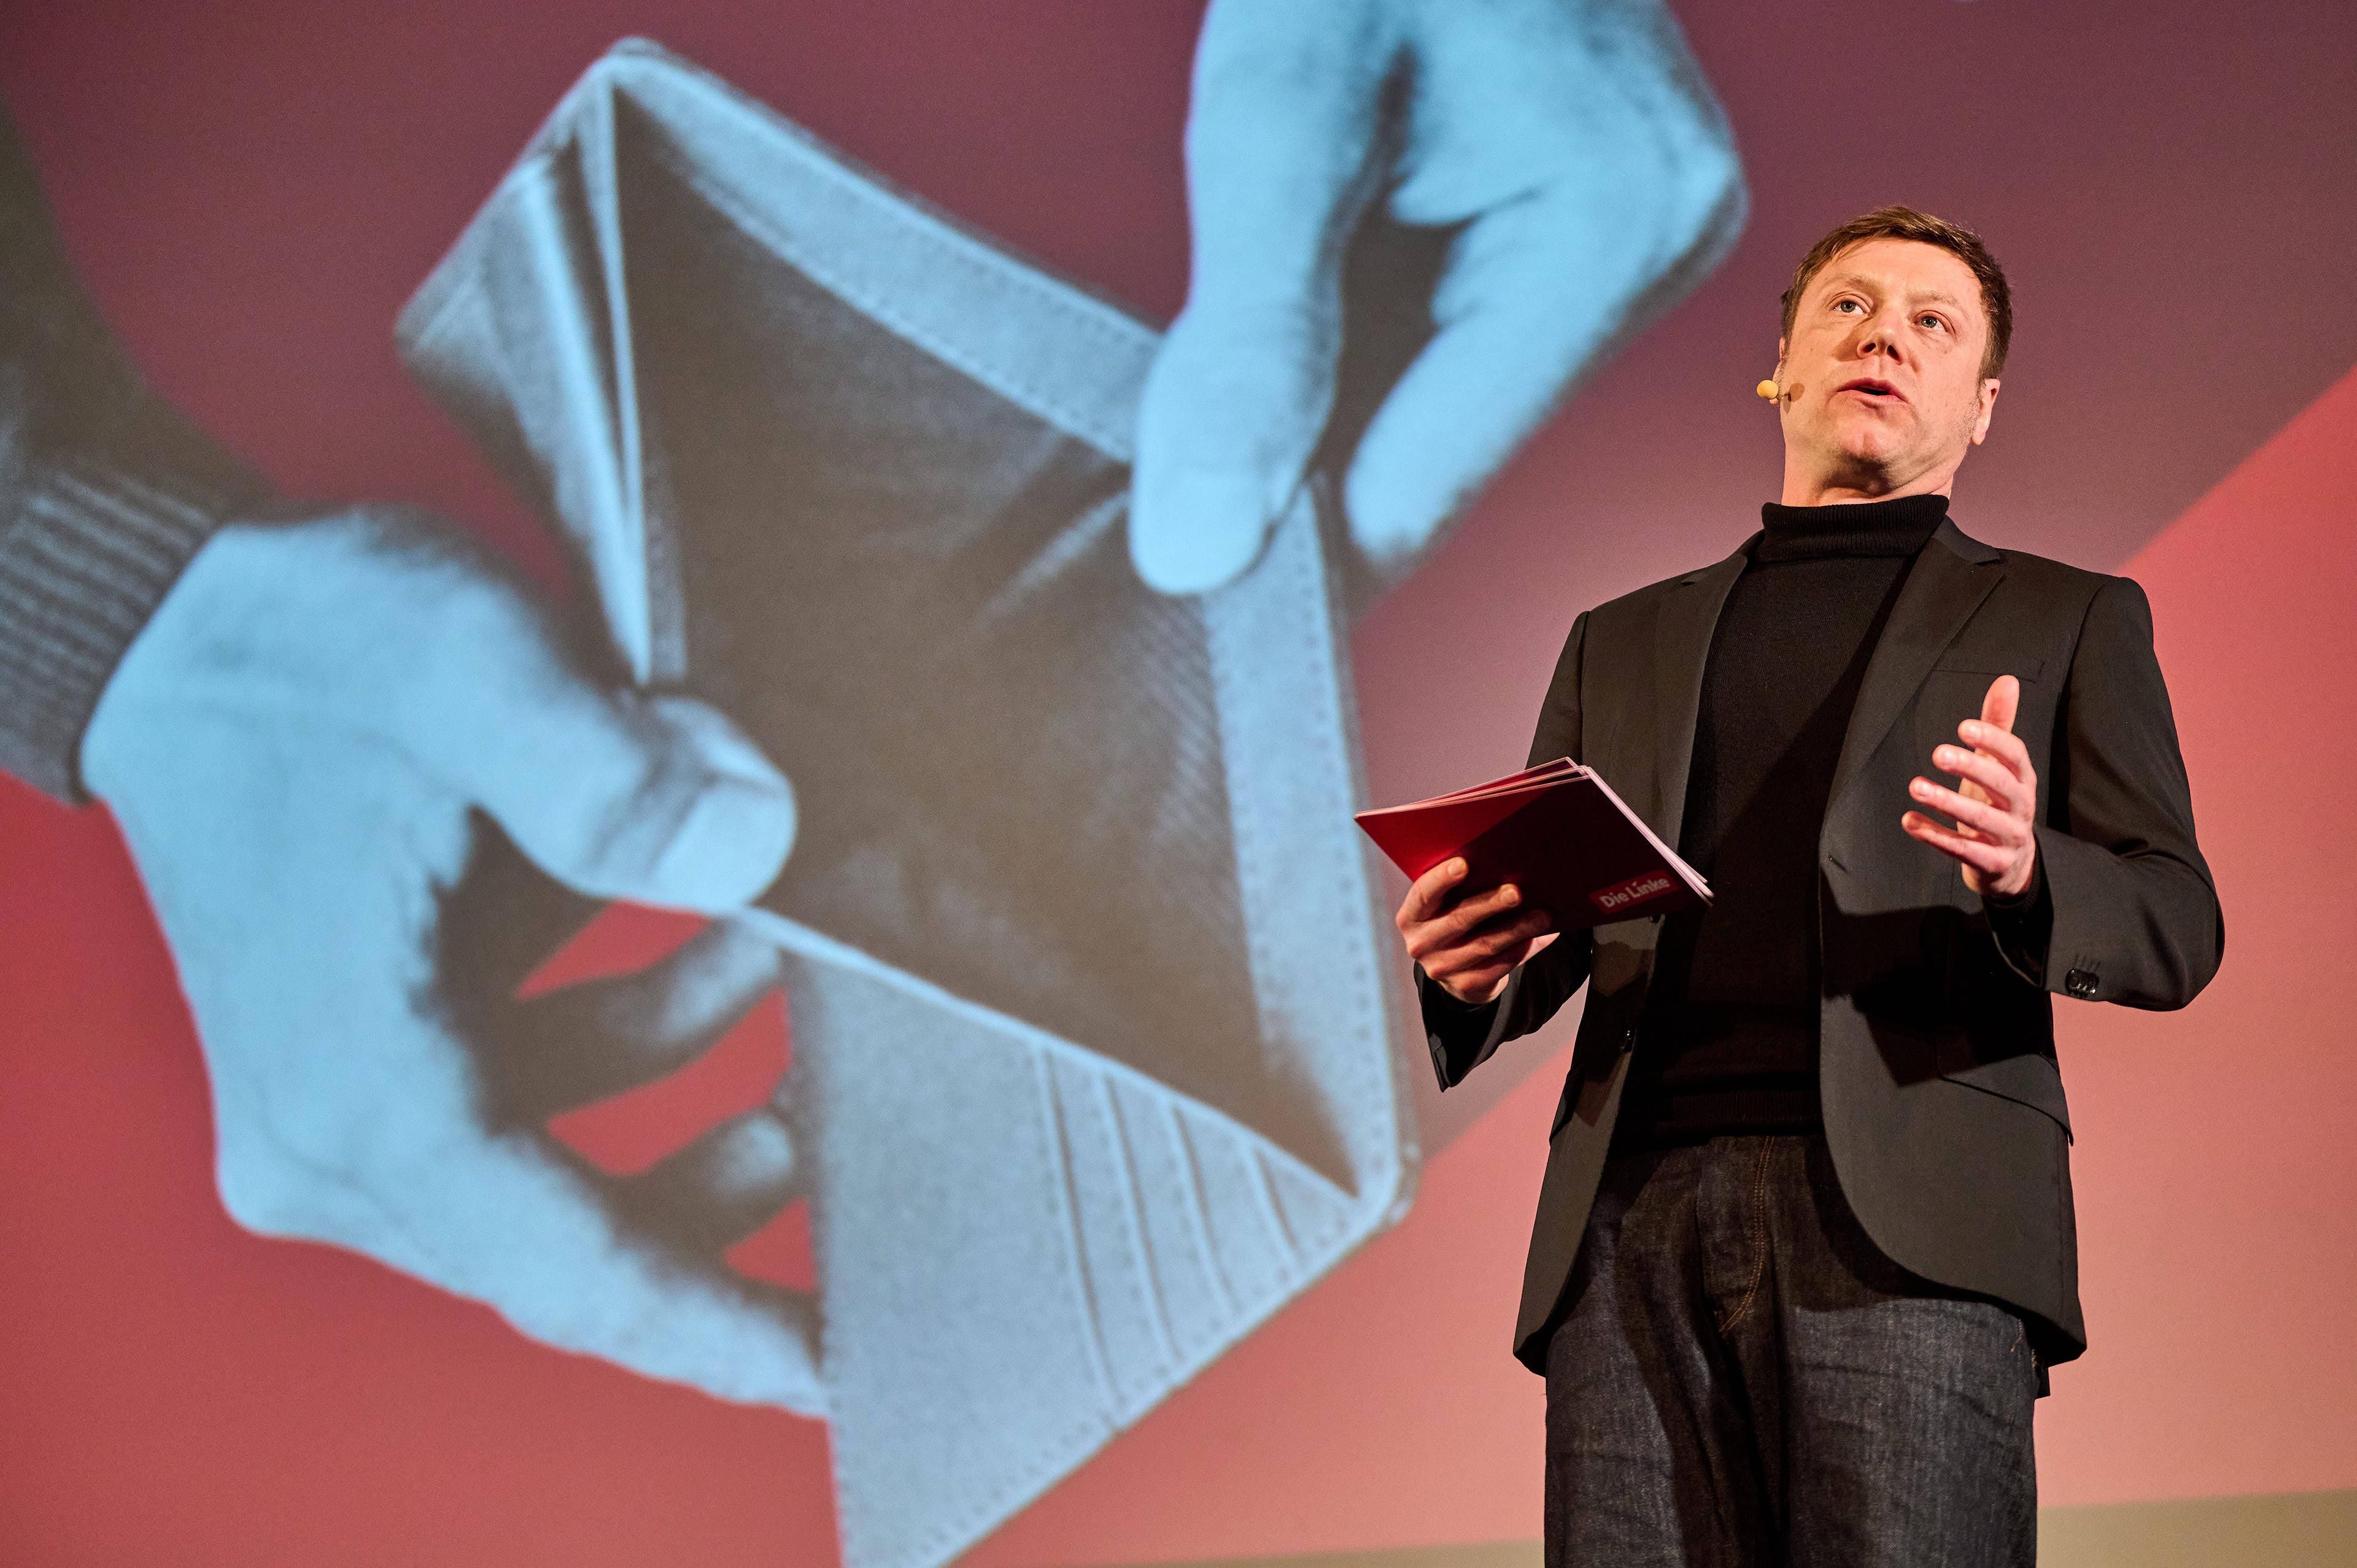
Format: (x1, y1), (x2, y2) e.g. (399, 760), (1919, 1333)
(663, 148), (1145, 460)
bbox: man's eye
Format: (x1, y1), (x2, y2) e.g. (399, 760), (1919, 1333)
(1833, 299), (1861, 313)
(1919, 314), (1946, 331)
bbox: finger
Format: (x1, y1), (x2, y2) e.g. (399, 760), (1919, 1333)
(1130, 0), (1403, 593)
(1398, 856), (1472, 927)
(1902, 810), (2013, 875)
(1455, 908), (1555, 962)
(492, 920), (784, 1121)
(1907, 778), (2022, 843)
(1438, 965), (1512, 1003)
(1426, 880), (1532, 949)
(1959, 717), (2034, 781)
(1482, 914), (1558, 962)
(1342, 190), (1664, 574)
(238, 1108), (824, 1413)
(1432, 924), (1562, 1002)
(425, 608), (796, 913)
(1407, 872), (1517, 945)
(615, 1105), (804, 1254)
(373, 544), (792, 911)
(200, 512), (794, 914)
(1930, 744), (2027, 816)
(1902, 809), (2013, 873)
(1421, 911), (1552, 993)
(287, 513), (803, 914)
(495, 690), (795, 914)
(1979, 674), (2021, 735)
(1344, 10), (1742, 579)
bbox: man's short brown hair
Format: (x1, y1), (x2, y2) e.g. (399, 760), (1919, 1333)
(1780, 206), (2012, 379)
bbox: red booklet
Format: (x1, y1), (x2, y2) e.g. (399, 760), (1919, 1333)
(1354, 759), (1712, 928)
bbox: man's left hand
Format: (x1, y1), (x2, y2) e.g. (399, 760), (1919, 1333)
(1902, 674), (2039, 900)
(83, 507), (823, 1414)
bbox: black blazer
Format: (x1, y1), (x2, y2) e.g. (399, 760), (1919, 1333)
(1418, 518), (2223, 1374)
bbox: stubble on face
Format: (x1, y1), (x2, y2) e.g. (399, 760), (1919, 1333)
(1776, 238), (1998, 506)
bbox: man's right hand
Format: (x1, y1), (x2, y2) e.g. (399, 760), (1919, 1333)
(1129, 0), (1743, 598)
(1395, 857), (1558, 1006)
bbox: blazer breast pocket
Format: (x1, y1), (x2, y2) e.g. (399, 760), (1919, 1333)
(1929, 655), (2046, 682)
(1932, 646), (2046, 679)
(1914, 657), (2056, 790)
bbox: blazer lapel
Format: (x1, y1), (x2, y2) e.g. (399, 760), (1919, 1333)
(1651, 543), (1751, 846)
(1827, 518), (2006, 810)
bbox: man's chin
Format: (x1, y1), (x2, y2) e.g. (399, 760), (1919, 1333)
(1823, 429), (1916, 479)
(1829, 420), (1907, 459)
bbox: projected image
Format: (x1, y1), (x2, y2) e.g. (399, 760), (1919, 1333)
(0, 6), (1740, 1566)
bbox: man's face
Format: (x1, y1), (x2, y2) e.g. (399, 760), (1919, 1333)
(1776, 238), (1999, 500)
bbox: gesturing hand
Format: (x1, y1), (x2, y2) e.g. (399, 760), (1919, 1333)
(1902, 674), (2039, 900)
(1129, 0), (1743, 597)
(1395, 857), (1558, 1006)
(82, 506), (824, 1413)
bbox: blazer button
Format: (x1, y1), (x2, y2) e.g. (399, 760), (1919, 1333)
(2065, 968), (2099, 998)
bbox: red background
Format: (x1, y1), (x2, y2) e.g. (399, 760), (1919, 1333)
(3, 2), (2353, 1562)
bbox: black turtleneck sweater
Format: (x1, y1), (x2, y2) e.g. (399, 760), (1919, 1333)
(1614, 492), (1949, 1149)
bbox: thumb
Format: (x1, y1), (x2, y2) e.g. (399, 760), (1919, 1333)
(1341, 0), (1744, 581)
(363, 532), (797, 912)
(1980, 674), (2021, 736)
(483, 688), (794, 913)
(419, 589), (794, 910)
(1129, 0), (1399, 595)
(107, 507), (797, 914)
(1344, 175), (1736, 578)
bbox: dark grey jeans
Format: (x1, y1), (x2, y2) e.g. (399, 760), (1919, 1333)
(1543, 1135), (2038, 1567)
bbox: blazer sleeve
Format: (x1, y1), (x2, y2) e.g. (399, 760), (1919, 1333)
(0, 104), (269, 801)
(1416, 610), (1598, 1087)
(1991, 575), (2224, 1008)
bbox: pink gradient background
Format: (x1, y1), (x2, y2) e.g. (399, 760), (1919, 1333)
(2, 2), (2351, 1562)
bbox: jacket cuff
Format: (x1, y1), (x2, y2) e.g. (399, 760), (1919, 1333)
(1995, 824), (2123, 1002)
(1983, 844), (2053, 987)
(1416, 963), (1516, 1089)
(0, 393), (269, 800)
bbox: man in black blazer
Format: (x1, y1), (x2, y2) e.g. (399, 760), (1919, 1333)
(1398, 207), (2221, 1566)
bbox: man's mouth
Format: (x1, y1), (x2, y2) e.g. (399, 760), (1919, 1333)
(1839, 378), (1903, 403)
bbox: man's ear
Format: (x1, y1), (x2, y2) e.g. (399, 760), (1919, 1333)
(1969, 378), (2001, 445)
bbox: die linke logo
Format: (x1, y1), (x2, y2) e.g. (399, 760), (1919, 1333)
(1591, 871), (1676, 913)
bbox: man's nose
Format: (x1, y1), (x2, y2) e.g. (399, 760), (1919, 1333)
(1855, 307), (1907, 361)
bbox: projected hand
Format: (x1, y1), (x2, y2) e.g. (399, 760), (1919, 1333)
(1131, 0), (1744, 596)
(1396, 856), (1558, 1006)
(82, 507), (823, 1413)
(1903, 674), (2040, 900)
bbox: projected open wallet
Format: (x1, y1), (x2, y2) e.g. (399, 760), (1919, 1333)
(1356, 759), (1712, 926)
(396, 39), (1412, 1568)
